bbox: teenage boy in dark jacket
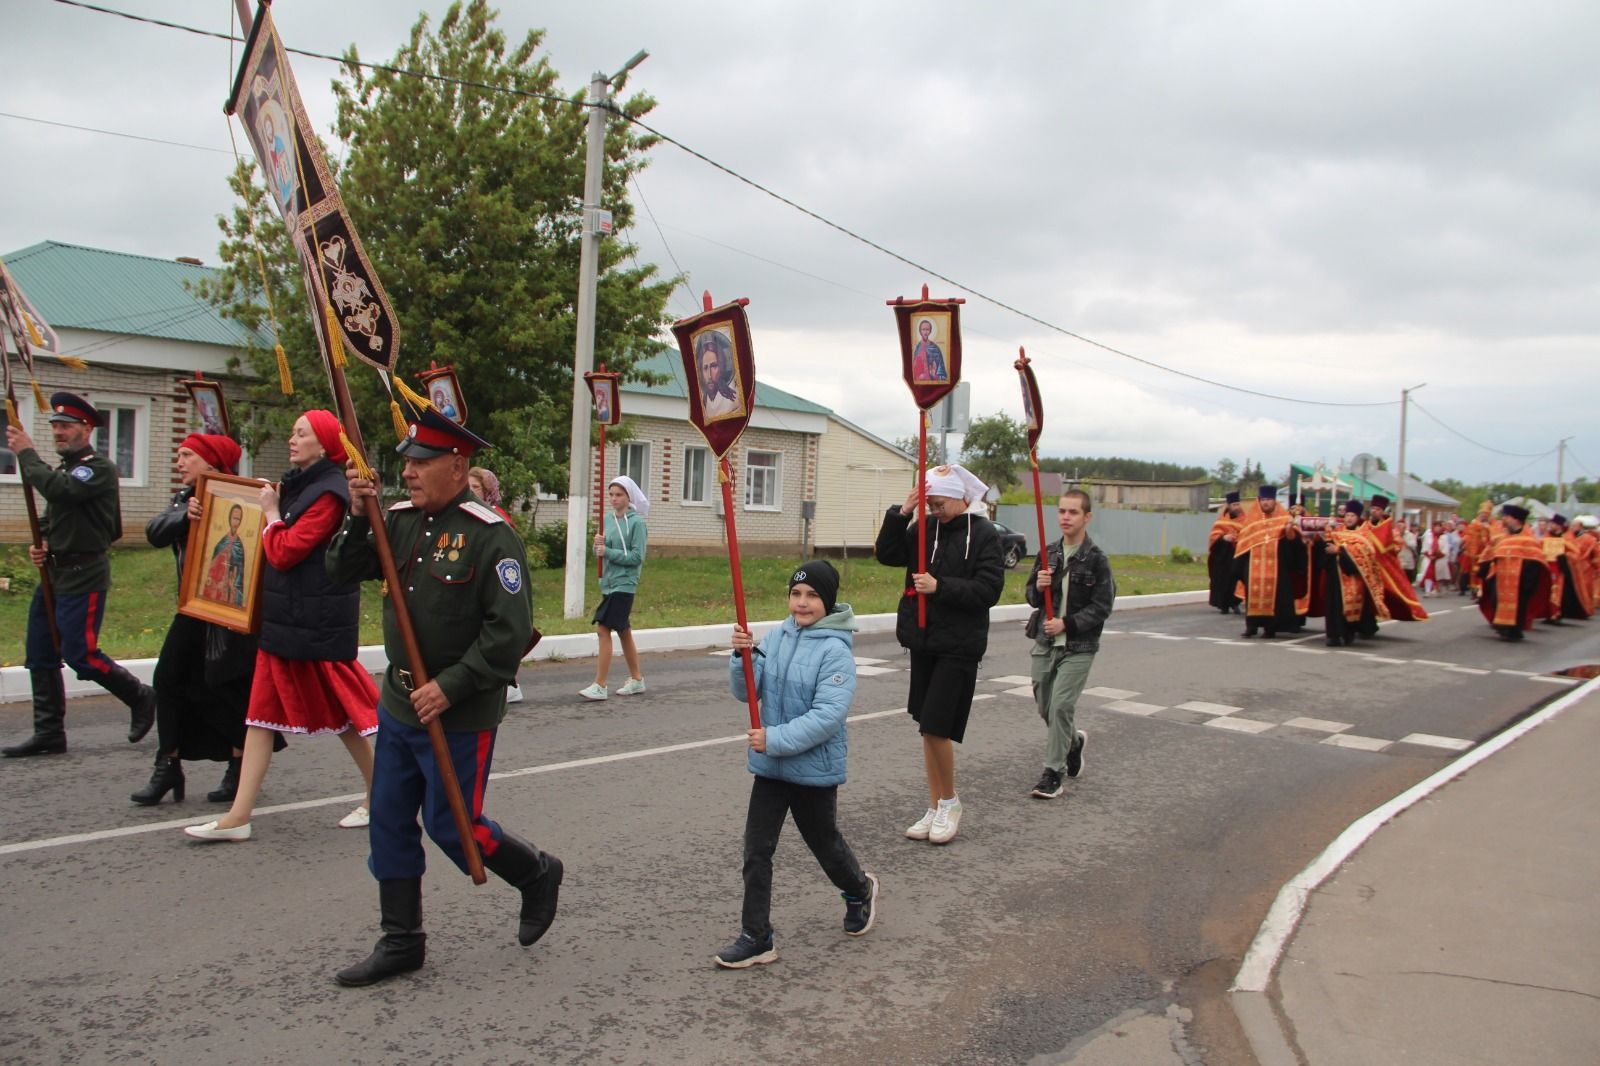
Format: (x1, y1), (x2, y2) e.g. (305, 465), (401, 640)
(1024, 490), (1115, 799)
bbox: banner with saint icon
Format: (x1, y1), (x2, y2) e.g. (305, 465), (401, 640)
(227, 2), (399, 374)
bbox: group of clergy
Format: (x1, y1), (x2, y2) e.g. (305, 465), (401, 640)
(1207, 488), (1598, 646)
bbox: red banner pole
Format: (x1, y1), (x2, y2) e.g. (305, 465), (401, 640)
(1029, 449), (1054, 619)
(596, 423), (606, 579)
(916, 408), (928, 627)
(720, 457), (761, 730)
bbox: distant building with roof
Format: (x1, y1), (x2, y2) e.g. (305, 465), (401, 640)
(597, 351), (915, 554)
(1, 241), (263, 542)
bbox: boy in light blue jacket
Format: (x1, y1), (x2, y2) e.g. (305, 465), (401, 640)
(713, 560), (879, 969)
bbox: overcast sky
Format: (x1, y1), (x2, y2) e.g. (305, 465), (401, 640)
(4, 0), (1597, 491)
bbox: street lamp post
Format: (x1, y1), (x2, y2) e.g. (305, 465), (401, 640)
(563, 51), (648, 620)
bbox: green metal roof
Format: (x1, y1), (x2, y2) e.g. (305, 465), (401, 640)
(2, 241), (266, 350)
(620, 349), (833, 416)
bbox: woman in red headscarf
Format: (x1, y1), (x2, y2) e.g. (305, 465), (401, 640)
(133, 433), (277, 805)
(183, 410), (377, 841)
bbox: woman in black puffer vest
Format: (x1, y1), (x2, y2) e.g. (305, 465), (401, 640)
(182, 410), (378, 843)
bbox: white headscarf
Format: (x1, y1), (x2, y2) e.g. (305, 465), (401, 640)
(924, 463), (989, 504)
(608, 475), (650, 517)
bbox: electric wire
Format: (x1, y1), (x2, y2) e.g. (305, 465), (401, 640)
(1409, 399), (1552, 459)
(0, 110), (232, 155)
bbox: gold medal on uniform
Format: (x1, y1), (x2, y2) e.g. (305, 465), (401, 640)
(448, 533), (464, 562)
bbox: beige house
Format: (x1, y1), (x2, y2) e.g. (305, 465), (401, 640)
(1, 242), (261, 543)
(589, 352), (916, 555)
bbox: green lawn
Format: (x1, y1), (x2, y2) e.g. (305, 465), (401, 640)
(0, 545), (1207, 665)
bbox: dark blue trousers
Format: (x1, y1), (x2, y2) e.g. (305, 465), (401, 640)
(368, 704), (504, 881)
(25, 585), (119, 678)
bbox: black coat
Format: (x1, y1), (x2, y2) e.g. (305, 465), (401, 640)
(875, 507), (1006, 660)
(1025, 534), (1115, 653)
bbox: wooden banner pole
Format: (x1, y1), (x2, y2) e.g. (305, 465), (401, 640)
(720, 457), (761, 730)
(1029, 449), (1054, 620)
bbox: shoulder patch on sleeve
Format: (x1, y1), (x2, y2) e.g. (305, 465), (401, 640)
(460, 500), (505, 524)
(495, 557), (523, 593)
(387, 500), (416, 511)
(70, 465), (94, 482)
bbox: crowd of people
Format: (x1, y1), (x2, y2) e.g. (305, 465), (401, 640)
(1207, 486), (1598, 646)
(6, 389), (1593, 982)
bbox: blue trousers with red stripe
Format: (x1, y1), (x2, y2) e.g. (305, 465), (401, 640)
(24, 585), (120, 678)
(368, 704), (504, 881)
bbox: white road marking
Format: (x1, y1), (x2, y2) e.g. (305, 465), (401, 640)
(854, 657), (889, 665)
(1282, 717), (1351, 734)
(1321, 734), (1393, 752)
(1365, 656), (1408, 664)
(1176, 701), (1241, 715)
(1284, 646), (1328, 655)
(1280, 634), (1320, 646)
(1102, 700), (1166, 716)
(987, 675), (1033, 686)
(1494, 668), (1537, 676)
(1413, 659), (1456, 667)
(1396, 733), (1474, 751)
(1148, 634), (1188, 641)
(1004, 685), (1035, 698)
(709, 648), (735, 657)
(1529, 675), (1580, 685)
(1084, 686), (1140, 700)
(1444, 665), (1491, 675)
(972, 693), (998, 702)
(1206, 717), (1275, 735)
(854, 665), (899, 676)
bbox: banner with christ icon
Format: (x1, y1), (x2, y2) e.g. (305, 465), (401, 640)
(672, 298), (756, 460)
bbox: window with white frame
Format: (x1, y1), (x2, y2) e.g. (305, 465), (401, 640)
(618, 441), (648, 493)
(744, 449), (781, 510)
(91, 400), (149, 486)
(681, 445), (710, 505)
(0, 391), (38, 483)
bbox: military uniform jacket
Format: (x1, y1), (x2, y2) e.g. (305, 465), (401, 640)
(326, 486), (533, 732)
(20, 444), (121, 595)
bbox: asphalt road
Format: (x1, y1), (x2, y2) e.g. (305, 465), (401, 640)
(2, 597), (1595, 1065)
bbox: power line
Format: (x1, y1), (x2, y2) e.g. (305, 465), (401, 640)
(1410, 399), (1552, 459)
(49, 0), (1396, 412)
(0, 110), (233, 155)
(627, 174), (697, 314)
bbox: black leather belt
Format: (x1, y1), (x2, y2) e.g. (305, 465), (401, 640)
(50, 551), (105, 566)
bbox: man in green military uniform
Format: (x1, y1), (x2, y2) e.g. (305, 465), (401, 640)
(4, 392), (155, 757)
(327, 403), (561, 987)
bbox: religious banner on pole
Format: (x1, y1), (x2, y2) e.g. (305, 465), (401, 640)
(418, 362), (467, 424)
(227, 2), (400, 376)
(888, 284), (966, 626)
(180, 372), (232, 437)
(584, 365), (622, 578)
(225, 0), (483, 885)
(672, 293), (760, 728)
(1015, 348), (1052, 619)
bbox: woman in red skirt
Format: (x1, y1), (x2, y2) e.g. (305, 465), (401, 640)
(185, 409), (377, 842)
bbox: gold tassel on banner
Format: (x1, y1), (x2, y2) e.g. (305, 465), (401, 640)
(324, 303), (347, 367)
(5, 398), (18, 425)
(390, 399), (408, 441)
(25, 317), (44, 347)
(391, 376), (434, 414)
(339, 430), (374, 481)
(57, 354), (88, 370)
(274, 343), (294, 395)
(31, 378), (47, 411)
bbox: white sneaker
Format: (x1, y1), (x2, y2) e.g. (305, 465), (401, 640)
(905, 808), (937, 840)
(579, 683), (608, 701)
(338, 804), (370, 829)
(506, 683), (524, 704)
(929, 799), (963, 845)
(616, 677), (647, 696)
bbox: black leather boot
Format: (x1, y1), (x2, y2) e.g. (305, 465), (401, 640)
(208, 757), (242, 803)
(100, 665), (157, 743)
(131, 753), (185, 805)
(335, 878), (426, 987)
(483, 830), (563, 946)
(2, 670), (68, 757)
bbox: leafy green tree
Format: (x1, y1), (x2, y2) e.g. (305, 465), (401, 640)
(1211, 457), (1239, 486)
(892, 435), (946, 465)
(202, 1), (675, 500)
(959, 413), (1027, 494)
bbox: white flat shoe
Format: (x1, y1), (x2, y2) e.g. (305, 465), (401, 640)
(338, 804), (370, 829)
(184, 820), (251, 842)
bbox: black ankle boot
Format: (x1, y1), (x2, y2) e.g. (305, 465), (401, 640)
(208, 757), (242, 803)
(483, 831), (563, 946)
(2, 670), (68, 758)
(131, 754), (185, 805)
(335, 878), (426, 987)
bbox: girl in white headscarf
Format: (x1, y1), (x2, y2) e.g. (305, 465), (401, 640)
(873, 464), (1005, 845)
(580, 475), (650, 701)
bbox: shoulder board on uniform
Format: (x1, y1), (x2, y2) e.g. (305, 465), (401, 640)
(388, 500), (416, 511)
(460, 500), (504, 524)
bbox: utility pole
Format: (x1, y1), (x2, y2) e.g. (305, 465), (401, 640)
(563, 51), (648, 619)
(1556, 437), (1570, 509)
(1396, 382), (1424, 526)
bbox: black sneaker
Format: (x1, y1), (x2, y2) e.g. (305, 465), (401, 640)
(843, 872), (879, 936)
(1065, 730), (1088, 779)
(713, 931), (778, 969)
(1030, 768), (1065, 799)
